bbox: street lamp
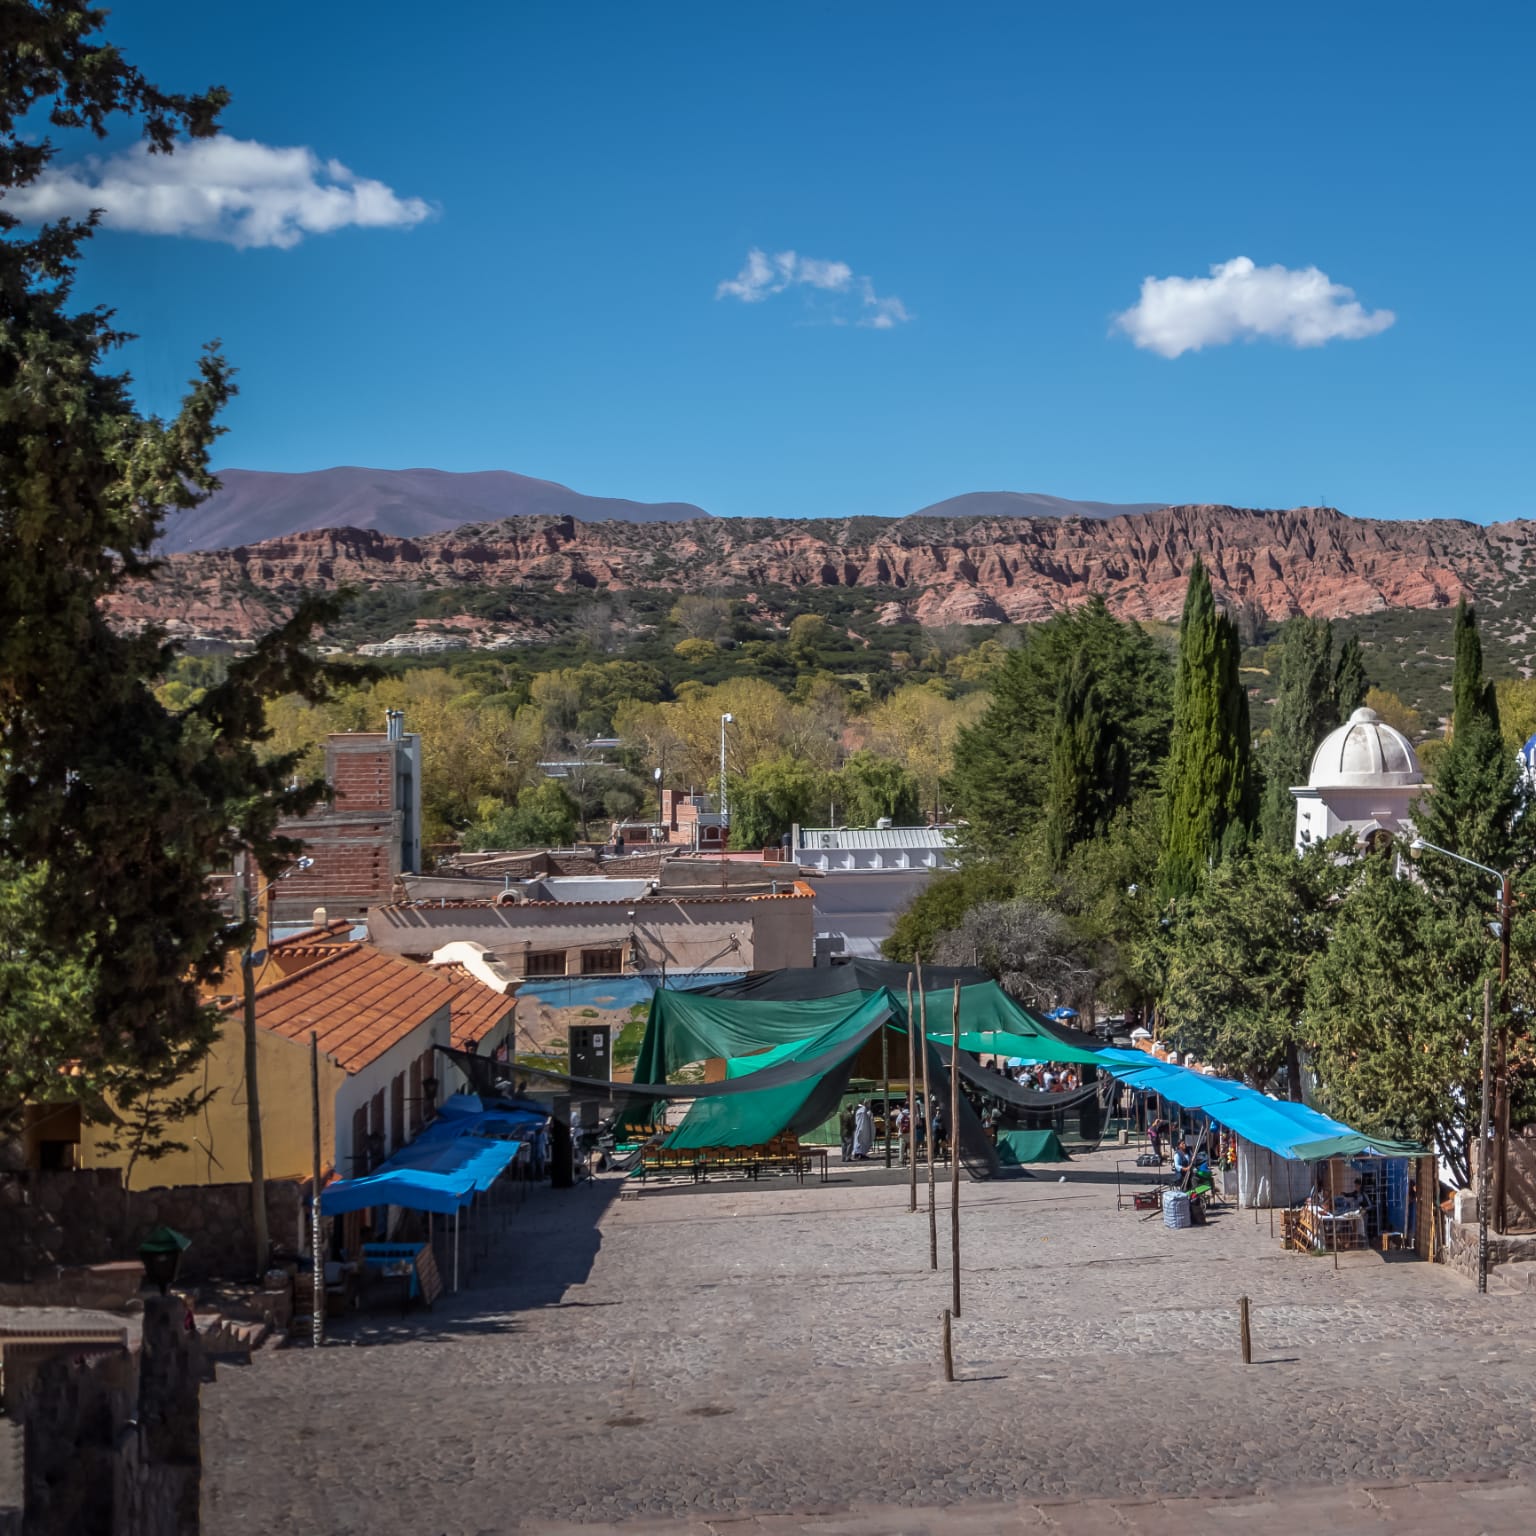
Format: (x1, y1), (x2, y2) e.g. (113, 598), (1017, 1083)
(1409, 835), (1510, 1293)
(240, 852), (316, 1280)
(653, 765), (663, 839)
(719, 713), (734, 832)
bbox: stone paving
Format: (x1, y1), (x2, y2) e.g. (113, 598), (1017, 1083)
(202, 1150), (1536, 1534)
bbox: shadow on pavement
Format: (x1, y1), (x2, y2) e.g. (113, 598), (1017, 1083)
(321, 1175), (623, 1348)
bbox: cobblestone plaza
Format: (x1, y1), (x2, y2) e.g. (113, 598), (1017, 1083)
(203, 1150), (1536, 1533)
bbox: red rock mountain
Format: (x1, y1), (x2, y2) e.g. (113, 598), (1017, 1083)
(116, 504), (1533, 645)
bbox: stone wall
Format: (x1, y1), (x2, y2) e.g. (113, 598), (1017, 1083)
(0, 1296), (203, 1536)
(0, 1170), (304, 1284)
(1441, 1217), (1536, 1283)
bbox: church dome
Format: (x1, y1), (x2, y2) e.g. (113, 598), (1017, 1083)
(1307, 707), (1423, 789)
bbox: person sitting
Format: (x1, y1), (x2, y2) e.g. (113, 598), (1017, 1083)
(1172, 1139), (1192, 1178)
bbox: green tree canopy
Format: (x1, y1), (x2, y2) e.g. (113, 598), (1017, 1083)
(1161, 841), (1351, 1094)
(836, 751), (921, 827)
(0, 6), (351, 1145)
(1044, 651), (1124, 868)
(1258, 617), (1340, 849)
(1159, 558), (1256, 896)
(1333, 634), (1369, 717)
(462, 781), (580, 851)
(727, 755), (827, 850)
(883, 860), (1018, 964)
(949, 597), (1171, 854)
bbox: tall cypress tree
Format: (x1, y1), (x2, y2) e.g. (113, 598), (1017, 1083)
(1333, 636), (1369, 717)
(1416, 599), (1524, 908)
(1450, 596), (1500, 741)
(1259, 617), (1340, 849)
(1044, 652), (1121, 869)
(1159, 557), (1256, 897)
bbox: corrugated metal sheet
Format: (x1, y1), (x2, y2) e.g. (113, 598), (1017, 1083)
(797, 826), (956, 851)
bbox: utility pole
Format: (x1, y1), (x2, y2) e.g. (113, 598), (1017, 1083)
(310, 1030), (324, 1347)
(1480, 977), (1492, 1294)
(240, 872), (269, 1281)
(1496, 872), (1511, 1235)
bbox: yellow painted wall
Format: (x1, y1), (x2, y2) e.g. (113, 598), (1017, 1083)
(77, 1019), (346, 1191)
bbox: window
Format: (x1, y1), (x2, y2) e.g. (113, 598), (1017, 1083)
(390, 1073), (405, 1152)
(580, 947), (623, 976)
(525, 950), (567, 978)
(351, 1105), (369, 1175)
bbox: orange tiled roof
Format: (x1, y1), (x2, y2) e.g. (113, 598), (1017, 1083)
(436, 966), (516, 1050)
(246, 945), (465, 1073)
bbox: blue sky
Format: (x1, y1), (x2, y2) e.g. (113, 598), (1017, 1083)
(41, 3), (1536, 521)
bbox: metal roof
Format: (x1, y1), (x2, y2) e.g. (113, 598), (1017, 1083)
(797, 826), (956, 850)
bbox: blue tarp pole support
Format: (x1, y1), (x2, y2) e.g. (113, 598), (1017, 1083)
(454, 1206), (460, 1294)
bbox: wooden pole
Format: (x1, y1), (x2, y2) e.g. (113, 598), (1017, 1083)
(950, 980), (962, 1319)
(941, 1308), (954, 1383)
(310, 1031), (323, 1350)
(1239, 1295), (1252, 1364)
(919, 960), (936, 1270)
(906, 975), (917, 1212)
(882, 1013), (892, 1169)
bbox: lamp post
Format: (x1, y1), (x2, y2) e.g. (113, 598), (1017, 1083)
(719, 713), (733, 834)
(1410, 836), (1511, 1289)
(653, 764), (663, 839)
(239, 852), (314, 1279)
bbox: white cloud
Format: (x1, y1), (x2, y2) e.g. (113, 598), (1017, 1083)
(717, 246), (908, 326)
(3, 135), (433, 249)
(1114, 256), (1395, 358)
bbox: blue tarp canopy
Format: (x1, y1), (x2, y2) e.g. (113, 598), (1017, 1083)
(1094, 1050), (1417, 1161)
(321, 1132), (526, 1217)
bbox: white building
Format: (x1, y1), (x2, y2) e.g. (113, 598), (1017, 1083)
(1291, 706), (1424, 855)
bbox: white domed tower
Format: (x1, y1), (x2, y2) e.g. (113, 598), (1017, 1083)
(1291, 706), (1424, 854)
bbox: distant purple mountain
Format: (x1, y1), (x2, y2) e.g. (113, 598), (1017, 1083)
(909, 491), (1167, 521)
(158, 467), (714, 552)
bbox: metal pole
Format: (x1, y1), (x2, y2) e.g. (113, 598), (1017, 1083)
(310, 1030), (323, 1349)
(950, 980), (962, 1318)
(906, 975), (917, 1212)
(240, 878), (269, 1281)
(1330, 1158), (1338, 1271)
(454, 1207), (460, 1294)
(1480, 975), (1492, 1294)
(882, 1018), (892, 1168)
(919, 961), (936, 1271)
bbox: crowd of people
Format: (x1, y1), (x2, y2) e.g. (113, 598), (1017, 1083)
(988, 1060), (1085, 1092)
(838, 1095), (950, 1164)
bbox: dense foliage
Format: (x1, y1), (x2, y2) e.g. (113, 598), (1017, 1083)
(0, 4), (351, 1147)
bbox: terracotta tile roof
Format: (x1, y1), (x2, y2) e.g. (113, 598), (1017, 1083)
(245, 945), (462, 1073)
(271, 918), (355, 949)
(431, 963), (516, 1050)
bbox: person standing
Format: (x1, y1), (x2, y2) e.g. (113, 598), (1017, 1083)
(839, 1103), (856, 1163)
(852, 1102), (874, 1160)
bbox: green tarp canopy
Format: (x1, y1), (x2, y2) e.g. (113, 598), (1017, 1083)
(995, 1129), (1068, 1165)
(634, 973), (1097, 1154)
(664, 991), (894, 1149)
(1290, 1132), (1428, 1160)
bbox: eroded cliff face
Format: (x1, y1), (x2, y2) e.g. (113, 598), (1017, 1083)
(109, 504), (1504, 643)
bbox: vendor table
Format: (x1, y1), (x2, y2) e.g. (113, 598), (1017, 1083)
(1295, 1205), (1366, 1253)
